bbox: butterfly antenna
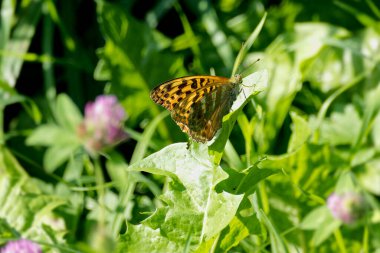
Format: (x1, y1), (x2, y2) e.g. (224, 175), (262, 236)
(240, 58), (261, 78)
(239, 58), (261, 88)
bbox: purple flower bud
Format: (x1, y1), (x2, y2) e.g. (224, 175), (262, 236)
(78, 95), (128, 154)
(327, 192), (367, 224)
(0, 239), (42, 253)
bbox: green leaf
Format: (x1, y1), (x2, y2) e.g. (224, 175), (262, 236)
(372, 112), (380, 151)
(231, 12), (267, 76)
(350, 148), (375, 167)
(254, 208), (289, 253)
(26, 124), (77, 146)
(300, 206), (341, 246)
(223, 140), (245, 171)
(217, 214), (260, 252)
(334, 171), (357, 192)
(55, 94), (83, 131)
(355, 83), (380, 148)
(288, 112), (311, 153)
(0, 218), (18, 243)
(193, 236), (216, 253)
(26, 120), (81, 173)
(129, 143), (243, 250)
(319, 105), (361, 146)
(0, 82), (41, 123)
(300, 206), (332, 230)
(117, 224), (182, 253)
(43, 142), (80, 173)
(0, 146), (28, 177)
(0, 0), (15, 50)
(0, 0), (42, 86)
(255, 55), (300, 153)
(216, 164), (279, 195)
(335, 1), (379, 28)
(358, 158), (380, 195)
(302, 36), (366, 93)
(0, 82), (25, 106)
(293, 23), (349, 63)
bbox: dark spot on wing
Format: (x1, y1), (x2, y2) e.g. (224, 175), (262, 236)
(178, 83), (187, 90)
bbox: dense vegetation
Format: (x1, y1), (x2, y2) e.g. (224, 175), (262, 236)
(0, 0), (379, 252)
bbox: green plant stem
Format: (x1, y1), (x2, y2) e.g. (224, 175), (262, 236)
(334, 229), (347, 253)
(363, 224), (369, 253)
(94, 158), (106, 228)
(259, 182), (269, 213)
(365, 0), (380, 18)
(42, 4), (56, 108)
(111, 178), (136, 238)
(174, 2), (204, 72)
(237, 114), (252, 167)
(231, 13), (267, 76)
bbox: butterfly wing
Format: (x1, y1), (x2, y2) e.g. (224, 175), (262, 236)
(172, 81), (240, 142)
(150, 75), (241, 143)
(150, 76), (230, 111)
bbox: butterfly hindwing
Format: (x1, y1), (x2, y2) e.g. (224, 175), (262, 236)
(150, 75), (242, 143)
(172, 81), (239, 142)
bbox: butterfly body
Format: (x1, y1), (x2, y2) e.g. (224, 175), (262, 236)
(150, 75), (242, 143)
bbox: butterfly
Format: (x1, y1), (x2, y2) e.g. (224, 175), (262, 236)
(150, 74), (242, 143)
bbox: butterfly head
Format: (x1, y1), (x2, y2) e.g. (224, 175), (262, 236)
(231, 74), (242, 85)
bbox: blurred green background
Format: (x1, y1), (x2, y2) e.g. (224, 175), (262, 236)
(1, 0), (380, 252)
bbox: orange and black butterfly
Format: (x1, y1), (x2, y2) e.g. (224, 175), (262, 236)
(150, 75), (242, 143)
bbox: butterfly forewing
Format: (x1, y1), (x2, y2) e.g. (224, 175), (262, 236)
(150, 75), (242, 143)
(150, 76), (230, 110)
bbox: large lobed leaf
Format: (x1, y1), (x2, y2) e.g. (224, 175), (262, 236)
(125, 143), (244, 251)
